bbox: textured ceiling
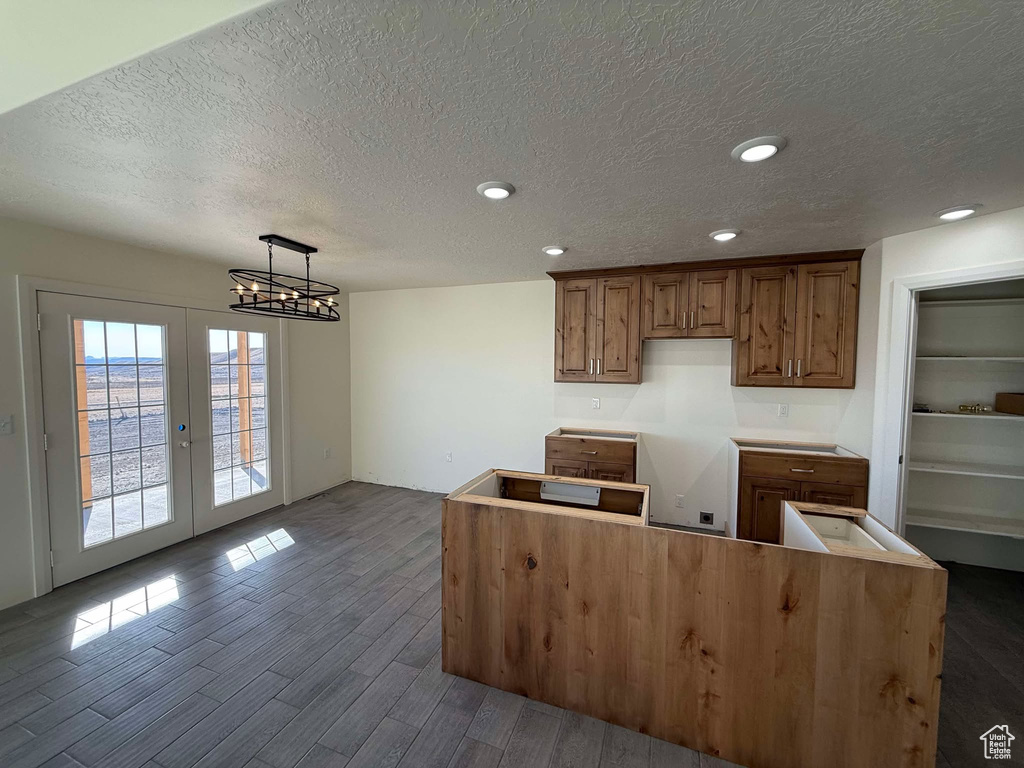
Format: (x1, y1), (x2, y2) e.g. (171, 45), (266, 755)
(1, 0), (1023, 292)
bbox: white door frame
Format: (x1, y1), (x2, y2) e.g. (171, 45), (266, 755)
(16, 274), (293, 598)
(877, 259), (1024, 534)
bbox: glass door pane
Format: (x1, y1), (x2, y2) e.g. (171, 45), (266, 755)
(72, 320), (171, 548)
(208, 329), (270, 506)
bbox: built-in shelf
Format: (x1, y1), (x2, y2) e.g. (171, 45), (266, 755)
(908, 460), (1024, 480)
(906, 508), (1024, 539)
(916, 355), (1024, 362)
(912, 411), (1023, 422)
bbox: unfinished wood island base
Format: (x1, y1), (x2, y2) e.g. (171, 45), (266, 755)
(442, 469), (947, 768)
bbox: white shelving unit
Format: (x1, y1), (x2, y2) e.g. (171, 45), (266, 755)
(904, 282), (1024, 569)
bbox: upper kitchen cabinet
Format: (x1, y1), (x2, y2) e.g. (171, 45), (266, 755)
(734, 259), (859, 388)
(554, 278), (597, 382)
(642, 269), (736, 339)
(553, 250), (861, 387)
(734, 265), (797, 386)
(555, 275), (641, 383)
(792, 260), (859, 388)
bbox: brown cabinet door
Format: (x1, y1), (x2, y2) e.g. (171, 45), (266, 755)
(793, 260), (859, 388)
(800, 482), (867, 508)
(642, 272), (689, 339)
(734, 266), (797, 386)
(688, 269), (737, 338)
(739, 476), (801, 543)
(587, 462), (634, 483)
(555, 279), (596, 382)
(545, 458), (589, 478)
(595, 276), (641, 384)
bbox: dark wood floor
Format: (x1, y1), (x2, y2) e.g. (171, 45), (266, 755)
(0, 482), (1017, 768)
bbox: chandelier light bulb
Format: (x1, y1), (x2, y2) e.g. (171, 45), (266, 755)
(251, 282), (259, 293)
(292, 290), (299, 299)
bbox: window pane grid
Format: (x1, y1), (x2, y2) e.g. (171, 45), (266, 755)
(209, 329), (269, 507)
(73, 319), (172, 549)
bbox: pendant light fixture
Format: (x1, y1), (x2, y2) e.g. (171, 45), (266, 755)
(228, 235), (340, 321)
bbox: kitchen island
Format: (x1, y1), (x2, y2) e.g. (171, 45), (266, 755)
(442, 469), (946, 768)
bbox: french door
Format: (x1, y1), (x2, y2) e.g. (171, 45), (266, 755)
(39, 293), (284, 587)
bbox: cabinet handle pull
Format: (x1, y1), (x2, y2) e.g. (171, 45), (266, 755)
(597, 358), (601, 375)
(787, 359), (793, 378)
(690, 310), (695, 329)
(581, 450), (598, 455)
(796, 359), (802, 377)
(790, 468), (815, 473)
(682, 311), (686, 330)
(589, 359), (594, 375)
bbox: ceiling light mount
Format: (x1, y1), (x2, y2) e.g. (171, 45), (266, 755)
(543, 246), (566, 256)
(710, 229), (740, 242)
(731, 136), (787, 163)
(936, 204), (980, 221)
(228, 235), (340, 322)
(476, 181), (515, 200)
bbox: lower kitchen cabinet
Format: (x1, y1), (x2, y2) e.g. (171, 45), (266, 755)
(544, 427), (639, 484)
(739, 477), (801, 543)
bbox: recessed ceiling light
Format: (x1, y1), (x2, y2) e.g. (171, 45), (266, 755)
(710, 229), (740, 242)
(731, 136), (788, 163)
(936, 204), (980, 221)
(543, 246), (566, 256)
(476, 181), (515, 200)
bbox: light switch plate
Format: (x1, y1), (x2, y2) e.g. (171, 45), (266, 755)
(0, 414), (13, 436)
(675, 495), (685, 508)
(445, 452), (453, 463)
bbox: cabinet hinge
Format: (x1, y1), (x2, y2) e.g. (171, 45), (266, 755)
(37, 313), (42, 332)
(43, 433), (49, 451)
(50, 551), (55, 567)
(898, 454), (903, 465)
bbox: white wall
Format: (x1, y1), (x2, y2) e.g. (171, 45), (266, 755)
(350, 261), (880, 528)
(0, 217), (351, 609)
(868, 206), (1024, 519)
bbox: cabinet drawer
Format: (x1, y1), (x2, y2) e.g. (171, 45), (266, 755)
(741, 452), (868, 487)
(545, 436), (636, 466)
(587, 462), (635, 484)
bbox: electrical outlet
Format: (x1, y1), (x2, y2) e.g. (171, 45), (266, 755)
(777, 403), (790, 417)
(0, 414), (12, 436)
(323, 447), (332, 460)
(445, 452), (453, 463)
(700, 511), (715, 526)
(675, 495), (685, 508)
(592, 398), (601, 409)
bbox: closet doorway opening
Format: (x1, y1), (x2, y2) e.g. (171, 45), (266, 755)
(899, 277), (1024, 571)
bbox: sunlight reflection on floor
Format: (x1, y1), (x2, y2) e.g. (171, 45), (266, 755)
(225, 528), (295, 570)
(71, 575), (180, 649)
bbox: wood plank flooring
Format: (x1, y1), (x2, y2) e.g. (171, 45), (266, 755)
(0, 482), (1016, 768)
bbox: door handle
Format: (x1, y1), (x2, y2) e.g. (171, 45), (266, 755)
(178, 440), (191, 448)
(787, 359), (793, 378)
(790, 468), (814, 473)
(796, 359), (802, 378)
(589, 359), (594, 375)
(580, 450), (598, 455)
(681, 311), (686, 330)
(596, 358), (601, 376)
(690, 310), (694, 329)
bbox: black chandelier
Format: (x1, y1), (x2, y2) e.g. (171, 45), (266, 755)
(228, 235), (340, 322)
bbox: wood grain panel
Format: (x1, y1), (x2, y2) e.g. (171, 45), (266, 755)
(738, 476), (800, 543)
(545, 436), (636, 466)
(740, 453), (869, 487)
(586, 462), (634, 484)
(733, 266), (796, 387)
(595, 276), (641, 384)
(799, 481), (866, 508)
(544, 458), (589, 479)
(554, 279), (595, 382)
(441, 499), (946, 768)
(688, 269), (736, 338)
(793, 260), (859, 388)
(642, 273), (688, 339)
